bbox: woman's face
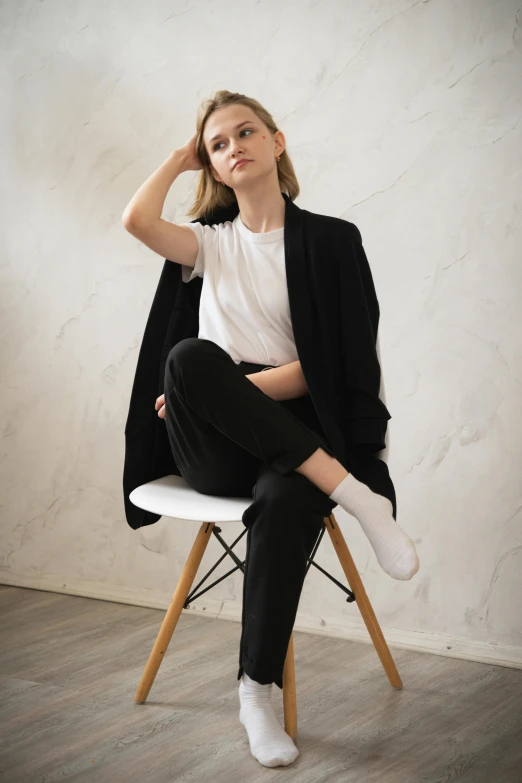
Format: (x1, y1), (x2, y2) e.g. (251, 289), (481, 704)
(203, 106), (284, 188)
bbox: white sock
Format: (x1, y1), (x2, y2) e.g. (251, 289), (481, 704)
(238, 672), (299, 768)
(329, 473), (419, 580)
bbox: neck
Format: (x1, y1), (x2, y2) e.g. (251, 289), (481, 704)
(234, 186), (286, 233)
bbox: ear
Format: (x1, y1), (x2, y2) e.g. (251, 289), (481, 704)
(275, 129), (286, 157)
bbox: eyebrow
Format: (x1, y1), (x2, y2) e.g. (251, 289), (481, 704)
(208, 121), (255, 144)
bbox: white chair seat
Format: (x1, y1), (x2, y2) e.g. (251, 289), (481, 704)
(129, 475), (252, 522)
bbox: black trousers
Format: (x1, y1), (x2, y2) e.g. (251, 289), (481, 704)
(163, 337), (338, 690)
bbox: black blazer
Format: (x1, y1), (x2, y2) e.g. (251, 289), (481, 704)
(123, 192), (397, 529)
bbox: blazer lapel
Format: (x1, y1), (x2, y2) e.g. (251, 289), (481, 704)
(283, 194), (347, 464)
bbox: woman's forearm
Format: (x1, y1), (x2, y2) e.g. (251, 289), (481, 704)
(247, 361), (308, 401)
(122, 150), (188, 226)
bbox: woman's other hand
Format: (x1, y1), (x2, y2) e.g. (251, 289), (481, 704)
(155, 393), (166, 419)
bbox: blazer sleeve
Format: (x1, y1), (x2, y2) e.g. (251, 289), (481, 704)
(339, 222), (391, 453)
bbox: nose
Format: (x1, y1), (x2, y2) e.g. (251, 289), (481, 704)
(230, 141), (245, 157)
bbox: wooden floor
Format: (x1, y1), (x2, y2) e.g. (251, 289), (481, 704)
(1, 585), (521, 782)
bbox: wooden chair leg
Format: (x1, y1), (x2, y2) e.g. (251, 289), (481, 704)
(134, 521), (215, 703)
(324, 513), (403, 689)
(282, 631), (297, 739)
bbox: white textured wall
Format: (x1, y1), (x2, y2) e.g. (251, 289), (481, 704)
(2, 0), (521, 669)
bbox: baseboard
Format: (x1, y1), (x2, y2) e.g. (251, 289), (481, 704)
(1, 568), (520, 670)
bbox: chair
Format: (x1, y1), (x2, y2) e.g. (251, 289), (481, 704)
(131, 336), (401, 739)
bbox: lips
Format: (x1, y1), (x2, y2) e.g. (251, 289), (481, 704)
(233, 160), (252, 169)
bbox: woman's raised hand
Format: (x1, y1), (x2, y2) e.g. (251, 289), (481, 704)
(155, 393), (166, 419)
(176, 130), (204, 172)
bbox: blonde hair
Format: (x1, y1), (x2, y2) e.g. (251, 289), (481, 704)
(185, 90), (300, 220)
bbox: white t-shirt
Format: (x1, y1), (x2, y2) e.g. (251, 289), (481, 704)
(178, 213), (299, 367)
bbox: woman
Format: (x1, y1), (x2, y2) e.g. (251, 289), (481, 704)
(123, 90), (419, 769)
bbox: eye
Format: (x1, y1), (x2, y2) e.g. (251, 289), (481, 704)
(213, 128), (252, 151)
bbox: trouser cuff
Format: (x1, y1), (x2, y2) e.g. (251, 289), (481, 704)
(237, 661), (284, 690)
